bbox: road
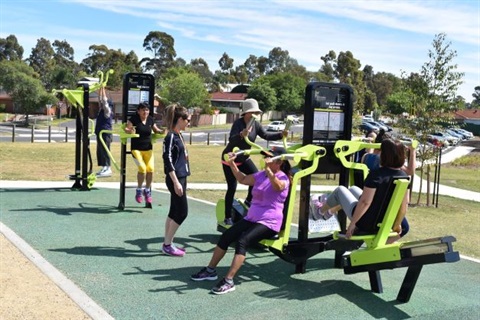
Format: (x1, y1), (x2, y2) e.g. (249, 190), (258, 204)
(0, 122), (304, 147)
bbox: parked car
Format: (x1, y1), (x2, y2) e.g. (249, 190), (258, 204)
(362, 115), (374, 122)
(451, 128), (474, 139)
(266, 121), (286, 131)
(359, 122), (380, 133)
(427, 134), (450, 148)
(366, 121), (390, 132)
(376, 120), (393, 132)
(430, 132), (459, 146)
(445, 129), (465, 141)
(286, 115), (300, 124)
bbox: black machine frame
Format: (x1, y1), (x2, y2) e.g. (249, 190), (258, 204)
(118, 73), (156, 210)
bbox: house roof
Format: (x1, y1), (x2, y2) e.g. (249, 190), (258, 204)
(210, 92), (247, 102)
(454, 109), (480, 120)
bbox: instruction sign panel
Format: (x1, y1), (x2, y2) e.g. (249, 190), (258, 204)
(122, 73), (155, 120)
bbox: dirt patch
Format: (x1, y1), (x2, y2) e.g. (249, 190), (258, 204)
(0, 234), (91, 319)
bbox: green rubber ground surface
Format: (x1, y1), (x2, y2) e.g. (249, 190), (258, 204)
(1, 186), (479, 320)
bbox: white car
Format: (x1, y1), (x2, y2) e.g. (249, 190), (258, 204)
(286, 115), (300, 124)
(266, 121), (286, 131)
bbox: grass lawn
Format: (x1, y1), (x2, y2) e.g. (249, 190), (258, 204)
(1, 141), (479, 258)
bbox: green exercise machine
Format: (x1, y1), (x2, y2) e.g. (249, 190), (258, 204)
(52, 69), (113, 190)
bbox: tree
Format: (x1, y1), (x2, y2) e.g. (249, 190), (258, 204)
(0, 60), (56, 124)
(0, 35), (24, 61)
(27, 38), (55, 89)
(52, 40), (75, 68)
(266, 47), (290, 74)
(218, 52), (234, 74)
(81, 45), (141, 89)
(320, 50), (366, 114)
(243, 55), (261, 82)
(189, 58), (213, 83)
(253, 72), (306, 113)
(399, 33), (464, 206)
(141, 31), (176, 80)
(159, 68), (210, 111)
(247, 81), (277, 115)
(471, 86), (480, 107)
(49, 40), (79, 90)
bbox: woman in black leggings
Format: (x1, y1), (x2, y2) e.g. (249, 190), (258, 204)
(221, 98), (287, 225)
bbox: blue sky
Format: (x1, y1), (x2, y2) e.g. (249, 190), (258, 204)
(1, 0), (479, 101)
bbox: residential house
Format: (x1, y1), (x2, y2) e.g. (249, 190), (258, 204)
(454, 109), (480, 135)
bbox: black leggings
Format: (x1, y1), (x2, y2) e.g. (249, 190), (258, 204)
(217, 219), (276, 256)
(166, 175), (188, 225)
(96, 132), (112, 167)
(222, 158), (258, 219)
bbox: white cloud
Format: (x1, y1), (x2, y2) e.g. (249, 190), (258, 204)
(3, 0), (479, 99)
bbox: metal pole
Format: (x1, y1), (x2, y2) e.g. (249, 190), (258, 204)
(224, 133), (227, 146)
(31, 125), (35, 143)
(207, 132), (210, 145)
(432, 147), (439, 205)
(65, 126), (68, 143)
(48, 125), (51, 143)
(11, 125), (15, 142)
(435, 147), (442, 208)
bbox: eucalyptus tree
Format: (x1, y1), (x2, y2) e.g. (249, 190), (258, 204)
(0, 34), (24, 61)
(141, 31), (176, 81)
(189, 58), (213, 83)
(472, 86), (480, 107)
(27, 38), (55, 89)
(81, 45), (140, 89)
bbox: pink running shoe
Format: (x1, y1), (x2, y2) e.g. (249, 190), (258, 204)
(143, 188), (152, 204)
(162, 244), (185, 257)
(135, 188), (143, 203)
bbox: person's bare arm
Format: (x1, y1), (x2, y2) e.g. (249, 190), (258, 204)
(228, 154), (255, 186)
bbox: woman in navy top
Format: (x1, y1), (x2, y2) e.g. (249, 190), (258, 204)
(161, 103), (190, 257)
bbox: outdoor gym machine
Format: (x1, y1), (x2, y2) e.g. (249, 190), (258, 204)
(52, 69), (113, 191)
(295, 81), (354, 273)
(118, 73), (157, 210)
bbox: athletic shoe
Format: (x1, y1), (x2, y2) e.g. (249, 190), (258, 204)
(143, 188), (152, 204)
(211, 278), (235, 295)
(162, 244), (185, 257)
(311, 194), (333, 221)
(172, 243), (185, 252)
(224, 218), (234, 226)
(191, 267), (218, 281)
(318, 194), (333, 220)
(135, 188), (143, 203)
(97, 167), (112, 177)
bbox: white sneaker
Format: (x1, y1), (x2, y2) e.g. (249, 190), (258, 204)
(97, 167), (112, 177)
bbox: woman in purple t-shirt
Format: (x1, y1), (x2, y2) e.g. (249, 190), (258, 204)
(191, 147), (291, 295)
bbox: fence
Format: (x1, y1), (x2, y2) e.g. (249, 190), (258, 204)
(3, 124), (299, 146)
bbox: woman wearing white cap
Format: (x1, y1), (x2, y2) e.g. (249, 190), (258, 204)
(220, 98), (288, 225)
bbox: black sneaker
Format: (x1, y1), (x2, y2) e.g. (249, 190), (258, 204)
(211, 278), (235, 295)
(191, 267), (218, 281)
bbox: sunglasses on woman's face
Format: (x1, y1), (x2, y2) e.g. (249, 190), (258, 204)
(181, 115), (190, 122)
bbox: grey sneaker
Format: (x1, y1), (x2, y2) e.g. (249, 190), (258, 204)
(211, 278), (235, 295)
(191, 267), (218, 281)
(224, 218), (233, 226)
